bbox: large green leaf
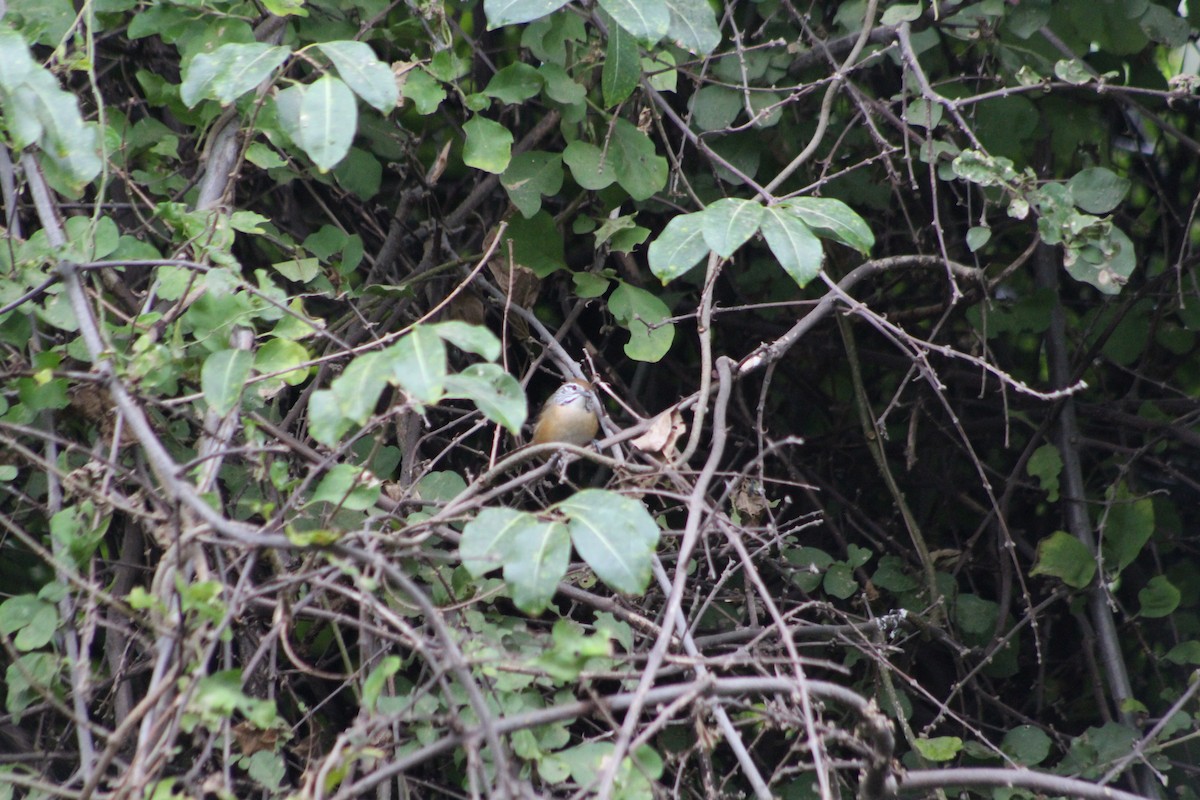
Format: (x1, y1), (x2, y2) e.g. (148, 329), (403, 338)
(485, 0), (572, 27)
(331, 350), (388, 424)
(609, 117), (667, 200)
(559, 490), (660, 595)
(201, 349), (253, 416)
(782, 197), (874, 255)
(609, 282), (675, 362)
(463, 115), (514, 174)
(180, 42), (290, 107)
(317, 40), (398, 113)
(501, 151), (564, 217)
(647, 211), (709, 283)
(701, 198), (762, 257)
(504, 520), (571, 614)
(385, 326), (447, 404)
(760, 205), (823, 287)
(443, 363), (528, 435)
(664, 0), (721, 54)
(602, 20), (640, 108)
(296, 74), (357, 172)
(599, 0), (670, 43)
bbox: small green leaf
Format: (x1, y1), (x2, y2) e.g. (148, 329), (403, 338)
(558, 489), (660, 595)
(1001, 725), (1052, 766)
(255, 339), (311, 388)
(608, 282), (674, 362)
(309, 464), (380, 511)
(966, 226), (991, 252)
(463, 115), (514, 174)
(914, 736), (963, 762)
(483, 62), (543, 104)
(317, 40), (398, 113)
(399, 66), (445, 114)
(1139, 575), (1180, 618)
(647, 211), (709, 283)
(201, 349), (253, 416)
(1030, 531), (1095, 589)
(501, 151), (563, 218)
(563, 140), (618, 190)
(1101, 481), (1154, 574)
(761, 205), (823, 287)
(297, 74), (357, 172)
(1026, 443), (1062, 502)
(701, 198), (763, 257)
(1068, 166), (1130, 215)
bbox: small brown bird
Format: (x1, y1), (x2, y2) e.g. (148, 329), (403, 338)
(531, 379), (600, 446)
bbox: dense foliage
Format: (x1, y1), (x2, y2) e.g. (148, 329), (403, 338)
(2, 0), (1200, 798)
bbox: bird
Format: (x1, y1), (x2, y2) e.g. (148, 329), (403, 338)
(531, 378), (600, 447)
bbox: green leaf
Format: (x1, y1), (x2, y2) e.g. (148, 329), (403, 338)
(501, 211), (565, 277)
(689, 84), (740, 132)
(317, 40), (398, 113)
(180, 43), (290, 107)
(664, 0), (721, 54)
(558, 489), (660, 595)
(501, 151), (563, 218)
(254, 339), (310, 388)
(784, 546), (833, 592)
(1030, 531), (1095, 589)
(1068, 166), (1130, 215)
(966, 226), (991, 252)
(309, 464), (381, 511)
(484, 0), (572, 27)
(0, 595), (58, 651)
(429, 321), (502, 361)
(461, 507), (532, 577)
(914, 736), (962, 762)
(463, 115), (514, 174)
(538, 63), (586, 105)
(308, 389), (354, 445)
(608, 282), (674, 362)
(610, 117), (667, 200)
(761, 205), (823, 287)
(386, 326), (447, 404)
(0, 29), (36, 91)
(201, 349), (253, 416)
(602, 21), (641, 108)
(599, 0), (670, 42)
(399, 66), (445, 114)
(1026, 443), (1062, 502)
(297, 74), (357, 172)
(483, 62), (544, 104)
(443, 363), (528, 435)
(701, 198), (763, 257)
(1001, 725), (1052, 766)
(781, 197), (874, 255)
(1101, 482), (1154, 574)
(1138, 575), (1180, 618)
(563, 140), (618, 190)
(331, 351), (388, 424)
(647, 211), (709, 283)
(504, 519), (571, 614)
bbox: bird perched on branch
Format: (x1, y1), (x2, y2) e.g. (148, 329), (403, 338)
(531, 379), (599, 447)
